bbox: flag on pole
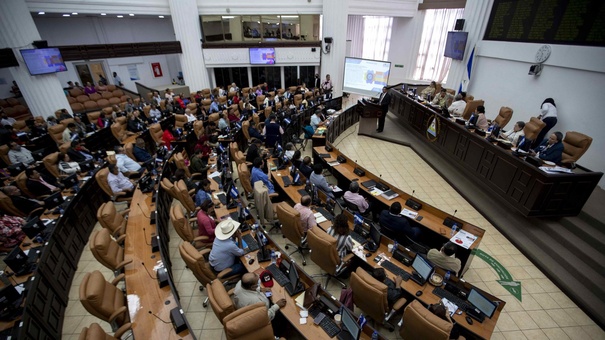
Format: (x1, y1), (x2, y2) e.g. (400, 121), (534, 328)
(229, 185), (239, 199)
(459, 46), (475, 93)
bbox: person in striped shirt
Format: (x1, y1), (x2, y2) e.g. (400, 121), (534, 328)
(327, 214), (353, 259)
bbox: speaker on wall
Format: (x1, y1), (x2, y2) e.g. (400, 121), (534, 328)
(32, 40), (48, 49)
(454, 19), (465, 31)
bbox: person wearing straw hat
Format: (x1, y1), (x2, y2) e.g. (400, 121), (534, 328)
(209, 219), (246, 276)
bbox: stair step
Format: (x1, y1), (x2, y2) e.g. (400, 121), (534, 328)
(544, 221), (605, 274)
(560, 216), (605, 251)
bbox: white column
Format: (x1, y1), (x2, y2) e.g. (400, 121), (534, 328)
(447, 0), (494, 93)
(321, 0), (350, 98)
(0, 0), (72, 118)
(168, 0), (210, 91)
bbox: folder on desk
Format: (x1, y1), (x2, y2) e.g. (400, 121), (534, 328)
(381, 190), (399, 200)
(318, 153), (331, 158)
(361, 180), (377, 189)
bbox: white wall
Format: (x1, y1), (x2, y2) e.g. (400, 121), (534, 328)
(469, 41), (605, 187)
(387, 15), (423, 85)
(0, 69), (15, 99)
(203, 47), (320, 67)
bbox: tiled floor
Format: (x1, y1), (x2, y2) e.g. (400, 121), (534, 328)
(60, 106), (605, 339)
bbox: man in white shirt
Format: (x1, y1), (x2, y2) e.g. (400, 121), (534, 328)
(62, 123), (78, 143)
(229, 83), (239, 93)
(8, 142), (34, 165)
(149, 104), (162, 120)
(310, 110), (326, 130)
(114, 146), (143, 176)
(448, 94), (467, 116)
(0, 111), (16, 126)
(107, 164), (135, 197)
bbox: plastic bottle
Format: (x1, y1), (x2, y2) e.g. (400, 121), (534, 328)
(270, 250), (277, 265)
(371, 331), (379, 340)
(445, 271), (451, 282)
(451, 224), (460, 237)
(392, 241), (398, 254)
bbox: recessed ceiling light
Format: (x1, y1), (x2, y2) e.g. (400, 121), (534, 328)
(38, 11), (45, 15)
(117, 15), (123, 18)
(101, 13), (106, 16)
(62, 14), (70, 17)
(222, 16), (235, 19)
(158, 16), (165, 18)
(72, 12), (78, 15)
(257, 21), (260, 24)
(129, 14), (134, 16)
(281, 15), (299, 18)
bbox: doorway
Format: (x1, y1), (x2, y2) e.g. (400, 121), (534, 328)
(75, 62), (109, 86)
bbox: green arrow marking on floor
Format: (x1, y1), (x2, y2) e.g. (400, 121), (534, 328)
(472, 249), (522, 302)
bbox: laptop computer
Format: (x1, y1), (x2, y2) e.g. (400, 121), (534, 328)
(61, 173), (78, 188)
(361, 180), (377, 189)
(44, 191), (65, 210)
(79, 160), (96, 172)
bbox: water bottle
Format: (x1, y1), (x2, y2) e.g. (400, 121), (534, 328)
(58, 206), (64, 215)
(392, 241), (398, 254)
(270, 250), (277, 265)
(451, 223), (460, 237)
(445, 270), (451, 282)
(487, 125), (494, 133)
(371, 331), (379, 340)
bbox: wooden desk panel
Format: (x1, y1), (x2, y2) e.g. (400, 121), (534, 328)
(124, 189), (193, 339)
(389, 90), (603, 217)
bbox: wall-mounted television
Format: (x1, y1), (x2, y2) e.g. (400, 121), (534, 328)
(444, 31), (468, 61)
(249, 47), (276, 65)
(19, 48), (67, 75)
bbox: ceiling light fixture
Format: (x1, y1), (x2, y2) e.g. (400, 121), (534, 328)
(129, 14), (134, 16)
(158, 15), (165, 18)
(117, 15), (123, 18)
(101, 13), (106, 16)
(222, 16), (235, 19)
(72, 12), (78, 15)
(281, 15), (299, 18)
(38, 11), (45, 15)
(62, 14), (70, 17)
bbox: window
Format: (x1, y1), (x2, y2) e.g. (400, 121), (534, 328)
(214, 67), (249, 89)
(361, 16), (393, 61)
(251, 67), (281, 90)
(284, 66), (298, 88)
(202, 15), (318, 43)
(299, 66), (316, 87)
(413, 8), (464, 83)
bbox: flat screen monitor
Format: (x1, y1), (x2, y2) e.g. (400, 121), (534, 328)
(412, 254), (434, 281)
(0, 285), (21, 312)
(444, 32), (468, 61)
(288, 261), (300, 288)
(19, 48), (67, 75)
(340, 306), (361, 340)
(62, 173), (78, 188)
(343, 57), (391, 97)
(249, 47), (276, 65)
(369, 224), (381, 245)
(3, 247), (28, 273)
(467, 288), (497, 318)
(21, 216), (46, 240)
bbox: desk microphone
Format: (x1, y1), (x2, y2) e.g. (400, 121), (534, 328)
(148, 310), (171, 324)
(137, 203), (150, 218)
(142, 228), (154, 246)
(405, 190), (423, 211)
(138, 202), (156, 225)
(143, 228), (160, 252)
(141, 262), (157, 279)
(453, 209), (458, 216)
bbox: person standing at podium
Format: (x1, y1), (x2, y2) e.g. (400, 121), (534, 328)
(375, 86), (391, 133)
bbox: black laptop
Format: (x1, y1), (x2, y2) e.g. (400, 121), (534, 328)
(61, 174), (78, 187)
(43, 191), (65, 210)
(361, 180), (377, 189)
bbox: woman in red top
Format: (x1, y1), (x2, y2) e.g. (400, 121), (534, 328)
(162, 125), (175, 150)
(194, 134), (212, 156)
(196, 200), (217, 242)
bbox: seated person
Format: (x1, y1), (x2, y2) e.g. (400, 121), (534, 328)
(428, 302), (460, 339)
(107, 164), (135, 197)
(0, 111), (16, 126)
(58, 153), (81, 175)
(302, 118), (315, 139)
(250, 157), (275, 194)
(97, 111), (112, 129)
(1, 186), (44, 215)
(124, 98), (135, 113)
(420, 81), (437, 98)
(310, 164), (334, 199)
(291, 150), (302, 169)
(8, 141), (34, 165)
(448, 94), (466, 115)
(245, 139), (264, 164)
(194, 135), (212, 156)
(172, 169), (196, 191)
(57, 108), (73, 122)
(500, 121), (525, 146)
(114, 146), (143, 176)
(149, 104), (162, 121)
(293, 195), (316, 236)
(431, 88), (452, 108)
(217, 113), (229, 131)
(208, 220), (246, 276)
(197, 200), (217, 242)
(379, 202), (420, 241)
(529, 131), (564, 164)
(67, 140), (94, 162)
(133, 138), (153, 163)
(310, 110), (326, 130)
(327, 213), (353, 259)
(284, 142), (295, 159)
(299, 156), (314, 179)
(427, 241), (462, 275)
(127, 111), (146, 133)
(195, 179), (213, 206)
(190, 149), (209, 175)
(162, 125), (176, 150)
(372, 267), (404, 308)
(209, 98), (220, 113)
(26, 169), (61, 197)
(185, 108), (197, 122)
(247, 121), (264, 141)
(343, 181), (370, 214)
(233, 272), (287, 321)
(73, 116), (87, 137)
(474, 105), (489, 131)
(62, 123), (78, 143)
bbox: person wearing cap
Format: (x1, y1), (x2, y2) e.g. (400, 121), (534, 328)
(208, 220), (246, 276)
(233, 272), (287, 322)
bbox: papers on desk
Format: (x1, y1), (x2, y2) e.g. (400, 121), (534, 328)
(314, 212), (328, 224)
(539, 166), (573, 174)
(381, 190), (399, 200)
(209, 171), (222, 179)
(332, 185), (343, 193)
(15, 284), (25, 295)
(441, 298), (458, 317)
(400, 209), (418, 218)
(369, 188), (384, 196)
(82, 176), (91, 182)
(450, 229), (477, 249)
(327, 161), (340, 167)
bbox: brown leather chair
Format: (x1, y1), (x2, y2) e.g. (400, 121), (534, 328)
(193, 120), (205, 138)
(175, 180), (199, 216)
(276, 202), (307, 265)
(238, 163), (253, 197)
(69, 88), (84, 97)
(95, 168), (132, 202)
(142, 105), (151, 120)
(171, 205), (209, 248)
(15, 172), (36, 198)
(218, 96), (228, 106)
(399, 300), (454, 340)
(256, 95), (266, 108)
(242, 120), (251, 142)
(87, 111), (102, 128)
(123, 142), (137, 163)
(48, 124), (66, 144)
(202, 99), (212, 111)
(233, 151), (247, 167)
(79, 270), (129, 330)
(350, 267), (406, 328)
(0, 145), (10, 165)
(174, 114), (187, 129)
(206, 279), (236, 324)
(97, 201), (129, 238)
(77, 95), (90, 104)
(43, 152), (63, 179)
(461, 100), (484, 120)
(110, 117), (130, 143)
(89, 228), (132, 275)
(229, 142), (239, 161)
(294, 94), (303, 107)
(0, 191), (26, 217)
(493, 107), (513, 129)
(561, 131), (592, 165)
(60, 118), (75, 127)
(208, 112), (220, 123)
(149, 123), (164, 146)
(59, 142), (71, 154)
(307, 227), (353, 288)
(523, 117), (546, 143)
(78, 322), (131, 340)
(173, 152), (203, 179)
(161, 178), (180, 201)
(223, 302), (275, 340)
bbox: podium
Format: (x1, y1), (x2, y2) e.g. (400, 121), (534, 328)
(355, 99), (382, 135)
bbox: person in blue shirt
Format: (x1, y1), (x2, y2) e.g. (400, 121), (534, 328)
(302, 117), (315, 139)
(209, 97), (220, 113)
(133, 138), (153, 163)
(195, 179), (214, 206)
(250, 157), (275, 194)
(209, 220), (246, 275)
(529, 131), (564, 164)
(310, 163), (334, 198)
